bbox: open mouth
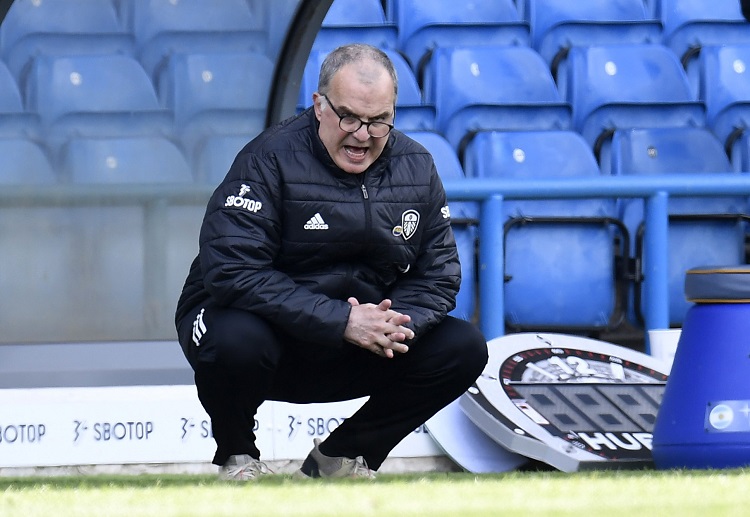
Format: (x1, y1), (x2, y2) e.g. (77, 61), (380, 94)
(344, 145), (367, 161)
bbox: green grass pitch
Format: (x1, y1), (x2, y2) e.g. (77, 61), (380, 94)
(2, 468), (750, 517)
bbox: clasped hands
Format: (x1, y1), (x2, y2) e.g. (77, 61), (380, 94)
(343, 297), (413, 358)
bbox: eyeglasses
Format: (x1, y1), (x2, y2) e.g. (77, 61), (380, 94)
(322, 94), (394, 138)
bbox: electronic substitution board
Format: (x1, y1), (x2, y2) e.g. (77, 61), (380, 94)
(460, 333), (670, 472)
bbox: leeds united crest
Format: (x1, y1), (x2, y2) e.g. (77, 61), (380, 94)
(392, 209), (420, 241)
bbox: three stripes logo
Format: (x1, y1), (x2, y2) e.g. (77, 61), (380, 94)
(304, 213), (329, 230)
(192, 308), (207, 347)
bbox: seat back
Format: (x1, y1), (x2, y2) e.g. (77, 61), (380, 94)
(0, 137), (56, 185)
(406, 131), (478, 222)
(699, 44), (750, 162)
(24, 54), (172, 154)
(392, 0), (528, 78)
(659, 0), (750, 97)
(312, 0), (397, 52)
(427, 45), (570, 151)
(193, 134), (249, 185)
(0, 59), (40, 139)
(464, 130), (624, 331)
(126, 0), (267, 79)
(563, 44), (705, 151)
(521, 0), (661, 74)
(59, 136), (192, 184)
(611, 127), (747, 325)
(158, 51), (273, 156)
(659, 0), (750, 63)
(0, 0), (134, 85)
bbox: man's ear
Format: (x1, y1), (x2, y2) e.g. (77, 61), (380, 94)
(312, 92), (323, 119)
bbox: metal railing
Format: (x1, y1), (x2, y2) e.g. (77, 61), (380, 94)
(443, 173), (750, 349)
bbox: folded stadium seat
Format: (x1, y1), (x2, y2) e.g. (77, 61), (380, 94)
(297, 48), (435, 131)
(0, 0), (134, 88)
(463, 130), (629, 333)
(698, 44), (750, 169)
(562, 43), (705, 167)
(658, 0), (750, 97)
(610, 127), (748, 326)
(157, 51), (274, 177)
(425, 45), (571, 154)
(312, 0), (398, 53)
(58, 136), (192, 184)
(519, 0), (661, 80)
(24, 54), (173, 159)
(193, 134), (250, 185)
(405, 130), (479, 322)
(0, 59), (40, 140)
(263, 0), (300, 59)
(0, 137), (56, 185)
(390, 0), (529, 86)
(124, 0), (268, 80)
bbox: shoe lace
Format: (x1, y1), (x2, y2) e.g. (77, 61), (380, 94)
(350, 456), (375, 479)
(224, 459), (272, 480)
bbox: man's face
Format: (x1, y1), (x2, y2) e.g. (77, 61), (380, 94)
(313, 62), (395, 174)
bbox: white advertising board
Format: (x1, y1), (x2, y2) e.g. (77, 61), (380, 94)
(0, 386), (440, 468)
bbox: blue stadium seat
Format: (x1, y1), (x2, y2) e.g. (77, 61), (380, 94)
(125, 0), (268, 80)
(642, 0), (660, 18)
(406, 131), (478, 321)
(0, 59), (40, 139)
(463, 130), (627, 332)
(0, 0), (134, 86)
(610, 127), (748, 326)
(157, 51), (273, 161)
(24, 54), (172, 156)
(735, 133), (750, 173)
(193, 134), (249, 185)
(391, 0), (529, 82)
(297, 49), (326, 111)
(563, 44), (705, 161)
(385, 50), (435, 131)
(297, 48), (434, 131)
(0, 137), (55, 185)
(59, 136), (192, 184)
(264, 0), (300, 59)
(658, 0), (750, 87)
(519, 0), (661, 78)
(698, 44), (750, 166)
(312, 0), (398, 52)
(426, 45), (571, 153)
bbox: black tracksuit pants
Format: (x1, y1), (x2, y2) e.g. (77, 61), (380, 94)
(176, 303), (488, 470)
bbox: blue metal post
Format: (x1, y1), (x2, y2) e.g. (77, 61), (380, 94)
(479, 195), (505, 340)
(643, 190), (670, 352)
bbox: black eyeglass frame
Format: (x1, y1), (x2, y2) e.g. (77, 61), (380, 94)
(322, 94), (395, 138)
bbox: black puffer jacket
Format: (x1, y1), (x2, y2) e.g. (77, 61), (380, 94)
(176, 108), (460, 346)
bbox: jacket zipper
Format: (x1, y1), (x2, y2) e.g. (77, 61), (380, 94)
(360, 176), (372, 244)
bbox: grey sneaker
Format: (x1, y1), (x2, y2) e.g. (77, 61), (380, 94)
(297, 438), (375, 479)
(219, 454), (272, 481)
